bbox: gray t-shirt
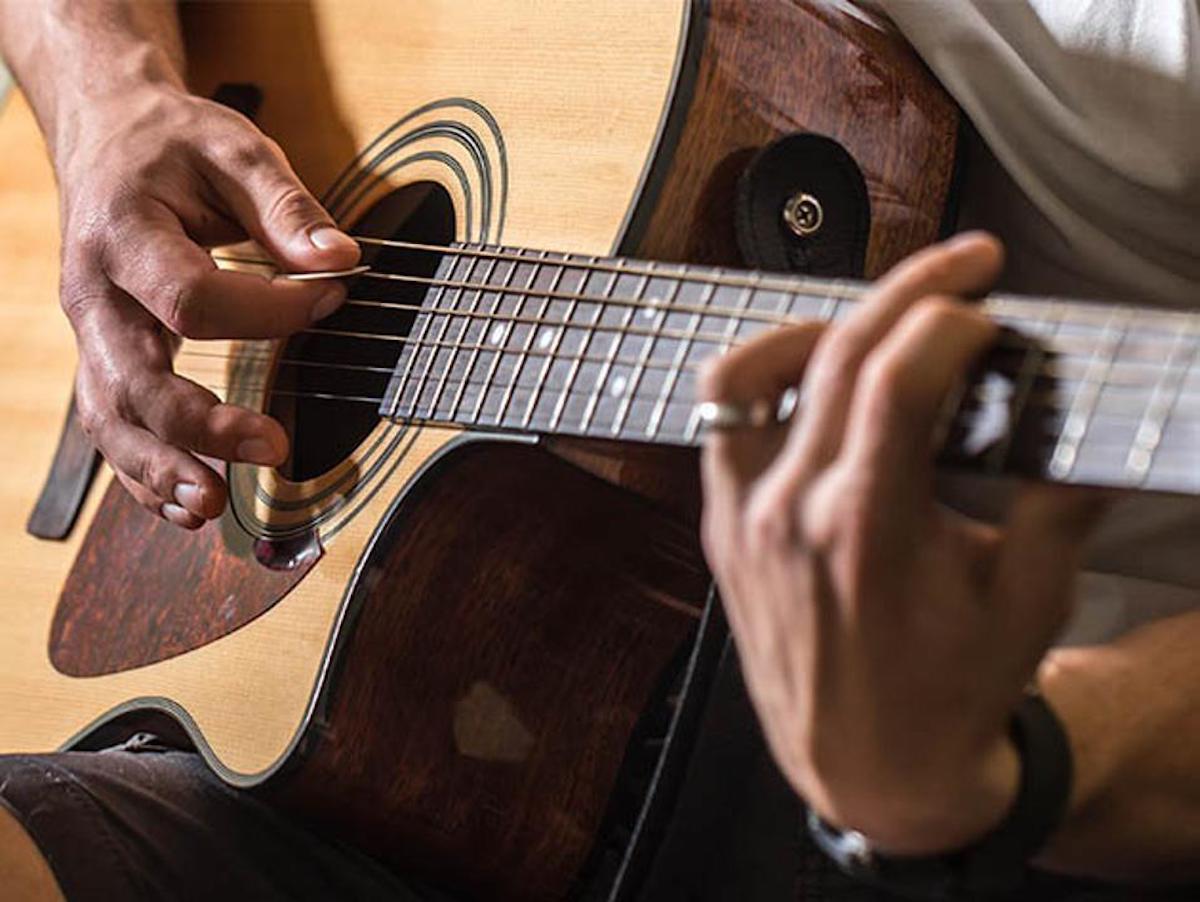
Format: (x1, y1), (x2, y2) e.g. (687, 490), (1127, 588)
(869, 0), (1200, 643)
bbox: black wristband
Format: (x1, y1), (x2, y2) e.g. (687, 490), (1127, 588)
(807, 691), (1073, 900)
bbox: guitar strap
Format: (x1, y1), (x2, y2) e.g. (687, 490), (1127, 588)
(631, 631), (808, 902)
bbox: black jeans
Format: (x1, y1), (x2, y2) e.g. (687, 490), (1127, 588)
(0, 734), (434, 901)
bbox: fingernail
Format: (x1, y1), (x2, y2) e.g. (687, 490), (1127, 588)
(174, 482), (203, 512)
(309, 226), (357, 253)
(311, 285), (345, 322)
(237, 437), (278, 464)
(161, 503), (197, 527)
(947, 230), (989, 248)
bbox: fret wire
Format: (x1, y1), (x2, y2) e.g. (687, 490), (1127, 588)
(1032, 301), (1070, 476)
(751, 282), (798, 424)
(404, 248), (484, 420)
(814, 290), (841, 327)
(1125, 318), (1198, 483)
(691, 280), (801, 439)
(579, 266), (651, 434)
(421, 250), (490, 419)
(429, 251), (500, 421)
(682, 275), (768, 444)
(457, 252), (523, 423)
(470, 252), (542, 423)
(984, 306), (1050, 475)
(685, 277), (761, 444)
(1043, 302), (1082, 478)
(495, 251), (561, 426)
(386, 250), (459, 418)
(444, 255), (505, 423)
(611, 263), (680, 437)
(646, 269), (721, 440)
(520, 256), (584, 429)
(1048, 306), (1130, 480)
(549, 262), (621, 432)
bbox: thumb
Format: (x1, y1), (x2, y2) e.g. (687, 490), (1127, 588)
(207, 134), (361, 273)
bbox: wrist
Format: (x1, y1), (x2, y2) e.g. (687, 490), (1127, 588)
(54, 54), (184, 164)
(3, 5), (185, 163)
(809, 693), (1074, 898)
(812, 731), (1020, 857)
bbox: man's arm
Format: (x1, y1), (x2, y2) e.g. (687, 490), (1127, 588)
(0, 1), (186, 156)
(1039, 609), (1200, 880)
(0, 0), (359, 528)
(699, 232), (1200, 884)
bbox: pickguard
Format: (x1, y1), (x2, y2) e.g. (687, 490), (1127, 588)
(49, 480), (317, 677)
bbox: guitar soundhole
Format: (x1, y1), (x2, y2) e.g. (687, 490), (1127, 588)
(268, 181), (455, 481)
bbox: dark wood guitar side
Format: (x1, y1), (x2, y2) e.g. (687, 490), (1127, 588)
(269, 443), (711, 901)
(632, 0), (959, 275)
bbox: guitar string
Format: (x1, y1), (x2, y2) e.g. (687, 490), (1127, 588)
(212, 241), (1200, 348)
(193, 244), (1200, 428)
(196, 371), (1198, 434)
(224, 236), (1198, 332)
(185, 352), (1200, 435)
(337, 290), (1193, 362)
(194, 247), (1200, 372)
(175, 340), (1200, 404)
(213, 260), (1200, 362)
(175, 316), (1200, 406)
(193, 380), (1199, 469)
(183, 318), (1199, 458)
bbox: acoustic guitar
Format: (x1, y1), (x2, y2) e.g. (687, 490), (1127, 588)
(0, 2), (1195, 900)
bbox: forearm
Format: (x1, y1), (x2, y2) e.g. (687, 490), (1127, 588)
(1037, 608), (1200, 881)
(0, 0), (184, 161)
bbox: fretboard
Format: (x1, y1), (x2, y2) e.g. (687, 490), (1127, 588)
(379, 243), (1200, 495)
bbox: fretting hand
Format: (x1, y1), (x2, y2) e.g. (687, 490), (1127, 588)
(698, 233), (1106, 854)
(52, 75), (359, 528)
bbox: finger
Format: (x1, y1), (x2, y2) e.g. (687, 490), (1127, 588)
(92, 416), (226, 526)
(785, 232), (1004, 476)
(835, 298), (999, 514)
(200, 134), (360, 273)
(113, 469), (205, 530)
(699, 322), (825, 486)
(67, 283), (287, 500)
(699, 323), (824, 575)
(102, 202), (348, 338)
(994, 482), (1109, 654)
(131, 371), (288, 470)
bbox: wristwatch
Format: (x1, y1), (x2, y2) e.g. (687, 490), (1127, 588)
(806, 692), (1073, 900)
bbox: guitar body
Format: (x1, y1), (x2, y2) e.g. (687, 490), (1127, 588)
(0, 2), (958, 899)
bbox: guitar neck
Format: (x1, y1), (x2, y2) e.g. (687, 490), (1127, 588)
(379, 243), (1200, 495)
